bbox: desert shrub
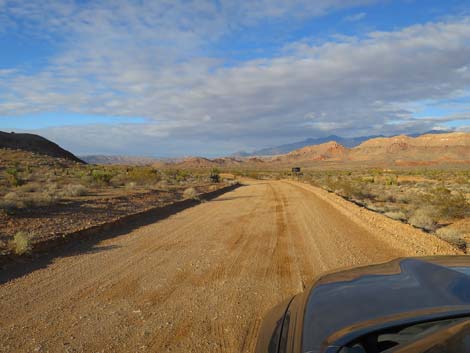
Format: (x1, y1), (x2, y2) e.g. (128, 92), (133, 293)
(1, 190), (58, 210)
(361, 176), (375, 183)
(0, 199), (19, 212)
(409, 207), (437, 231)
(436, 227), (463, 239)
(210, 168), (221, 183)
(331, 180), (371, 200)
(127, 167), (160, 186)
(416, 186), (469, 220)
(154, 180), (169, 190)
(162, 169), (190, 183)
(454, 176), (468, 184)
(366, 204), (385, 213)
(45, 182), (59, 194)
(384, 176), (398, 186)
(126, 181), (137, 189)
(5, 167), (24, 187)
(384, 211), (407, 221)
(435, 227), (466, 249)
(326, 179), (352, 196)
(375, 189), (396, 202)
(91, 169), (114, 185)
(10, 231), (33, 255)
(176, 170), (191, 182)
(61, 184), (88, 197)
(19, 182), (41, 193)
(4, 191), (21, 201)
(432, 187), (468, 219)
(22, 193), (57, 208)
(183, 187), (198, 200)
(395, 193), (413, 204)
(2, 191), (23, 209)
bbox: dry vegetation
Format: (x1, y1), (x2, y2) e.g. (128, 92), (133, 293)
(298, 168), (470, 250)
(0, 149), (229, 256)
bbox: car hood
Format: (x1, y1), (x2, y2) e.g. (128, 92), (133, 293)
(302, 256), (470, 353)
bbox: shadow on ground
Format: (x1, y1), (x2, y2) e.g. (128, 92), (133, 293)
(0, 183), (242, 285)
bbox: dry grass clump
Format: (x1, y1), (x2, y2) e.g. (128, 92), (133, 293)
(427, 186), (468, 219)
(125, 181), (137, 189)
(384, 211), (407, 221)
(19, 182), (41, 193)
(366, 204), (385, 213)
(9, 231), (33, 255)
(408, 207), (438, 231)
(435, 227), (467, 250)
(183, 187), (198, 200)
(1, 192), (25, 211)
(0, 190), (58, 211)
(60, 184), (88, 197)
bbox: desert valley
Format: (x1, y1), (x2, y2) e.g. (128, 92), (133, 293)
(0, 130), (469, 352)
(2, 2), (470, 352)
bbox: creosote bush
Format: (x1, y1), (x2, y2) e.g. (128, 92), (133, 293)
(127, 167), (160, 186)
(210, 168), (221, 183)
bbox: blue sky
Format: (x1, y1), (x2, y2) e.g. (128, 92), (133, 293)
(0, 0), (469, 156)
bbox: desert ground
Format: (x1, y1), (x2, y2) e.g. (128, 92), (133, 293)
(0, 179), (461, 353)
(0, 148), (228, 255)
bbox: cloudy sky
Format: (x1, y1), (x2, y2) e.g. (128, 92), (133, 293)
(1, 0), (469, 157)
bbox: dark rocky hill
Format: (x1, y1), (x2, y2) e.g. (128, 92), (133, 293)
(0, 131), (84, 163)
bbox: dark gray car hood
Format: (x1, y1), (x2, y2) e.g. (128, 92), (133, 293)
(301, 257), (470, 353)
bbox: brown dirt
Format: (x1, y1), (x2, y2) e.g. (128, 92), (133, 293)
(0, 180), (461, 353)
(0, 183), (222, 254)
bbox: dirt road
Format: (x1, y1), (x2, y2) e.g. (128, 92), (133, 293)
(0, 180), (461, 353)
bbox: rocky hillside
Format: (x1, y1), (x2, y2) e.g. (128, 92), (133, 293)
(0, 131), (84, 163)
(351, 133), (470, 164)
(165, 132), (470, 169)
(275, 141), (349, 162)
(243, 134), (381, 156)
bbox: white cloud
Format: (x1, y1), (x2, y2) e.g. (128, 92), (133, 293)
(0, 1), (469, 155)
(344, 12), (367, 21)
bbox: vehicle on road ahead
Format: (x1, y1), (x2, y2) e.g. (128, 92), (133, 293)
(256, 256), (470, 353)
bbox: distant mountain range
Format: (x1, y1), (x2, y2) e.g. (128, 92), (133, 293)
(168, 131), (470, 168)
(237, 130), (452, 156)
(80, 155), (162, 165)
(3, 129), (467, 169)
(268, 132), (470, 167)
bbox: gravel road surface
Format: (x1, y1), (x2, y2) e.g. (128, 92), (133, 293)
(0, 180), (461, 353)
